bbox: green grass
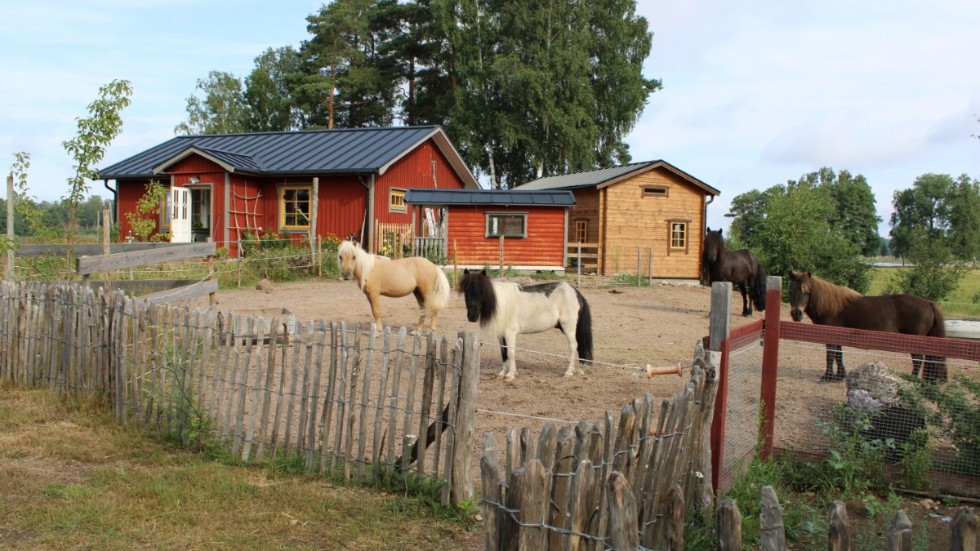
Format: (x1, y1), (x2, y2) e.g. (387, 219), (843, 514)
(869, 267), (980, 317)
(0, 385), (478, 550)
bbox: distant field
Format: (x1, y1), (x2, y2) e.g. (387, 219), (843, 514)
(869, 266), (980, 318)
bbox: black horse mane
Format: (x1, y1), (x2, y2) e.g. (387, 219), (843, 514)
(458, 270), (497, 324)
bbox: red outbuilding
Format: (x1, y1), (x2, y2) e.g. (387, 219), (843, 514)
(98, 126), (478, 256)
(404, 189), (575, 272)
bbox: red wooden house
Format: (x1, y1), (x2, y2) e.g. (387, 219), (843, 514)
(403, 189), (575, 272)
(97, 126), (478, 256)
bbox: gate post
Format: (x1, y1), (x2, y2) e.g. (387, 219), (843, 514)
(760, 276), (782, 460)
(709, 282), (732, 493)
(450, 331), (481, 506)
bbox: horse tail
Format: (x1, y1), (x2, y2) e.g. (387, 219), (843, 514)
(428, 266), (450, 312)
(751, 258), (767, 312)
(574, 288), (594, 363)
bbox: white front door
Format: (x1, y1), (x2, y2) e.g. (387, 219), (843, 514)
(170, 186), (192, 243)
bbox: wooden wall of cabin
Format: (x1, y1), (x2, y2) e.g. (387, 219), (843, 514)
(600, 170), (705, 278)
(447, 205), (567, 268)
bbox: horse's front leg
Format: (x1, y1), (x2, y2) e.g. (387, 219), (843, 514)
(366, 290), (384, 331)
(821, 344), (845, 382)
(739, 284), (752, 316)
(499, 332), (518, 382)
(911, 354), (923, 377)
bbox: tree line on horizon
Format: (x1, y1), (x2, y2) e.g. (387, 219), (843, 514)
(722, 167), (980, 301)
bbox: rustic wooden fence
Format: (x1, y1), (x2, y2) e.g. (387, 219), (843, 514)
(713, 486), (977, 551)
(480, 341), (718, 550)
(0, 280), (479, 506)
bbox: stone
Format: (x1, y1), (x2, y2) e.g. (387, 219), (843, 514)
(256, 278), (273, 292)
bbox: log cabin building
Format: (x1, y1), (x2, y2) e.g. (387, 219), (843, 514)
(516, 161), (719, 279)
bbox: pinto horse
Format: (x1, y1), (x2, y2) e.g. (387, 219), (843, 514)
(337, 239), (450, 332)
(788, 270), (947, 383)
(701, 228), (767, 316)
(458, 270), (593, 381)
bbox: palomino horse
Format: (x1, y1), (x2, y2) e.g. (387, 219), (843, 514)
(788, 270), (947, 383)
(458, 269), (593, 381)
(701, 228), (767, 316)
(337, 239), (450, 332)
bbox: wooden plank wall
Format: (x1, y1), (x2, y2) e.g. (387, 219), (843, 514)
(0, 280), (478, 506)
(601, 170), (705, 278)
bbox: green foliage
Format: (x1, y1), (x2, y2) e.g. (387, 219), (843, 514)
(814, 404), (892, 498)
(883, 232), (965, 301)
(125, 180), (168, 242)
(890, 173), (980, 260)
(902, 375), (980, 476)
(63, 79), (133, 243)
(174, 71), (250, 135)
(898, 428), (933, 491)
(144, 340), (218, 454)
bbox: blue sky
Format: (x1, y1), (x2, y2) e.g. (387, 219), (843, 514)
(2, 0), (979, 235)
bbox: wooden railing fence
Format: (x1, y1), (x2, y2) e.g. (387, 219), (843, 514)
(480, 341), (718, 550)
(0, 280), (479, 506)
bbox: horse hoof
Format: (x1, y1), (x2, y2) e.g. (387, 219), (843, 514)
(563, 371), (575, 378)
(503, 375), (516, 383)
(819, 374), (841, 383)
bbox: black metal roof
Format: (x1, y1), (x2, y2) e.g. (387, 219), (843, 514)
(404, 189), (575, 207)
(515, 160), (719, 196)
(98, 125), (478, 187)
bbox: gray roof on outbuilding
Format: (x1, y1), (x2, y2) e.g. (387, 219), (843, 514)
(98, 125), (478, 187)
(404, 189), (575, 207)
(515, 160), (719, 195)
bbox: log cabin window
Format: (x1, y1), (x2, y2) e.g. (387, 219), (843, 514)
(279, 185), (311, 230)
(668, 220), (690, 254)
(642, 185), (669, 198)
(486, 212), (527, 238)
(389, 188), (407, 213)
(574, 219), (588, 243)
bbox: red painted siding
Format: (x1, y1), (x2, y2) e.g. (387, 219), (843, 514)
(114, 136), (467, 257)
(375, 141), (465, 225)
(448, 205), (566, 267)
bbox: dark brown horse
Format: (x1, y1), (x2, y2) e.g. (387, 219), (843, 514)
(701, 228), (766, 316)
(787, 270), (947, 383)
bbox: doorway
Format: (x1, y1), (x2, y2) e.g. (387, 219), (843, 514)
(189, 187), (212, 243)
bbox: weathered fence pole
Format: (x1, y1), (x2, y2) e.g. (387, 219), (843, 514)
(885, 509), (912, 551)
(717, 497), (742, 551)
(449, 331), (480, 506)
(606, 471), (639, 550)
(760, 275), (782, 460)
(709, 281), (732, 493)
(760, 485), (786, 551)
(951, 506), (977, 551)
(827, 500), (850, 551)
(5, 174), (13, 281)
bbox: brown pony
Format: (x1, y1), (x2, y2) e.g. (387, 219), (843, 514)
(701, 228), (767, 316)
(787, 270), (947, 383)
(337, 239), (450, 332)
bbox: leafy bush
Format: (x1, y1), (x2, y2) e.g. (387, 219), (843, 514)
(902, 375), (980, 476)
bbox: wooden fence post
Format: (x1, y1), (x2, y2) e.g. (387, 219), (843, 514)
(498, 235), (504, 276)
(5, 174), (13, 282)
(885, 509), (911, 551)
(951, 507), (977, 551)
(449, 331), (480, 506)
(717, 497), (742, 551)
(828, 500), (850, 551)
(760, 276), (782, 460)
(760, 485), (786, 551)
(709, 281), (732, 493)
(606, 471), (639, 550)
